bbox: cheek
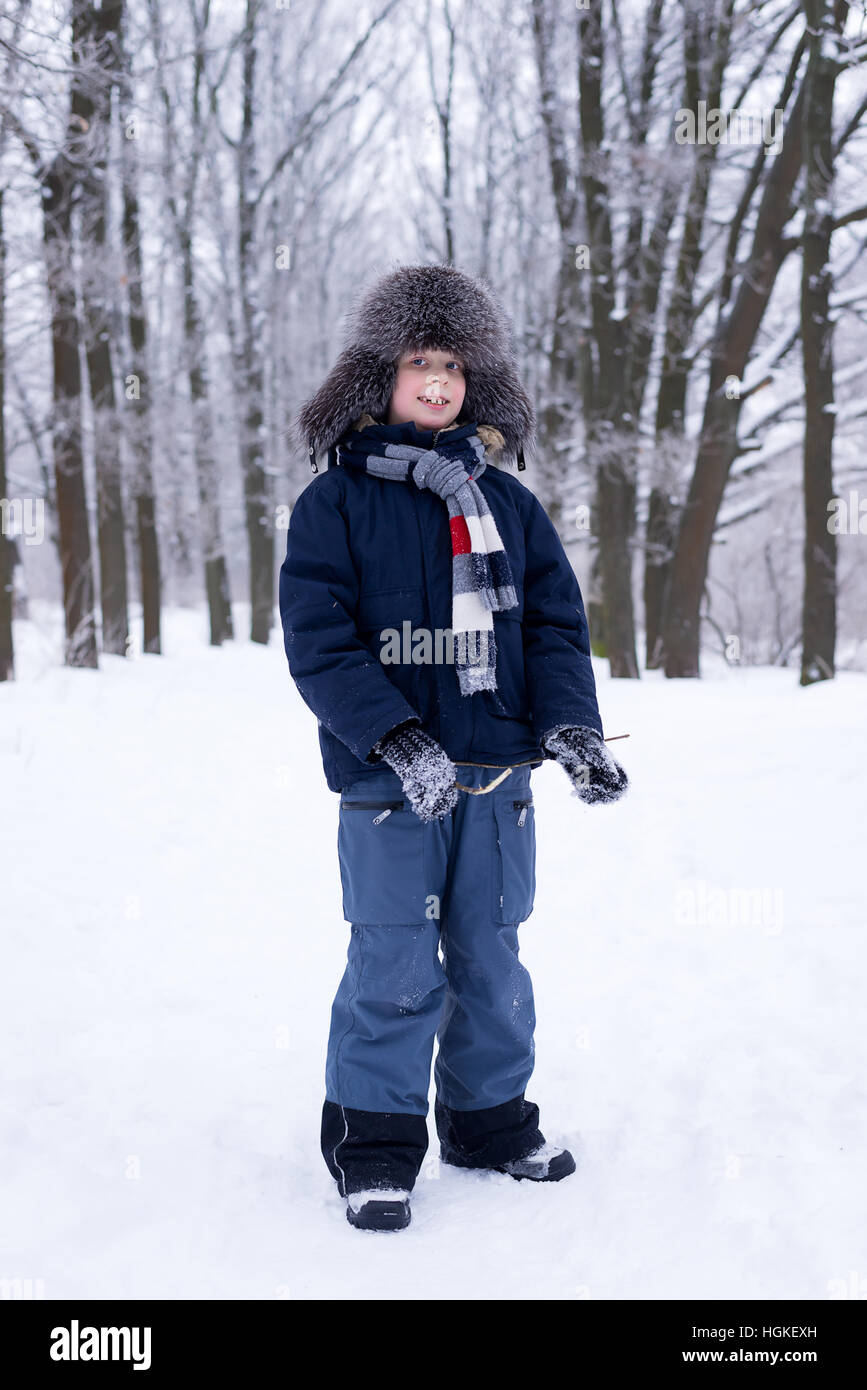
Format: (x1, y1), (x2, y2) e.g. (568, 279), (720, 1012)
(393, 373), (418, 404)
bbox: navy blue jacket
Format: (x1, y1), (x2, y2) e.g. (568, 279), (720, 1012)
(278, 421), (603, 792)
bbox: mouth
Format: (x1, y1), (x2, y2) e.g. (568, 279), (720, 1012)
(418, 394), (450, 410)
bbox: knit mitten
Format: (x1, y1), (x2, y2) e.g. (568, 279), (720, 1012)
(374, 725), (460, 822)
(542, 725), (629, 806)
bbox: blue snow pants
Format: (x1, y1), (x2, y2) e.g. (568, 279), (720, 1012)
(321, 762), (548, 1196)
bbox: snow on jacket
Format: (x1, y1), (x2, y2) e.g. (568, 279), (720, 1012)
(278, 420), (603, 792)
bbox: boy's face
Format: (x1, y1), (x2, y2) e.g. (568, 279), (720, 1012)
(386, 347), (467, 431)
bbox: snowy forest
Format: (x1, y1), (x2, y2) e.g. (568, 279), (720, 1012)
(1, 0), (866, 685)
(3, 0), (867, 1304)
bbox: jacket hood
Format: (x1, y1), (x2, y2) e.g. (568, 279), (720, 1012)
(293, 263), (535, 467)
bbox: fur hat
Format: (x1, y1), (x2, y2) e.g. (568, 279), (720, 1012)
(293, 263), (535, 469)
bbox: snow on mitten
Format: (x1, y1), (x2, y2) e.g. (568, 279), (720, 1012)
(374, 725), (460, 822)
(543, 725), (629, 806)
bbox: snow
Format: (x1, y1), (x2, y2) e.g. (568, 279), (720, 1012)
(2, 602), (866, 1299)
(346, 1189), (410, 1212)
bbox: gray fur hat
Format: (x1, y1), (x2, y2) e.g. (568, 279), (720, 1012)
(293, 263), (535, 469)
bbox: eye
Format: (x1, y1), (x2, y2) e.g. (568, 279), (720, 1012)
(447, 361), (464, 371)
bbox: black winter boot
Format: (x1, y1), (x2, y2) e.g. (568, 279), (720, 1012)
(321, 1100), (428, 1198)
(345, 1189), (412, 1232)
(435, 1093), (546, 1170)
(495, 1141), (576, 1182)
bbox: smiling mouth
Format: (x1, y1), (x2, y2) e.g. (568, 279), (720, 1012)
(418, 394), (449, 407)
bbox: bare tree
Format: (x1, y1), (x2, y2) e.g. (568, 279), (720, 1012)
(529, 0), (589, 529)
(532, 0), (676, 674)
(0, 187), (11, 680)
(0, 0), (31, 680)
(659, 0), (851, 677)
(645, 0), (736, 668)
(118, 0), (162, 655)
(43, 0), (100, 667)
(577, 0), (639, 677)
(147, 0), (233, 645)
(421, 0), (458, 265)
(78, 0), (129, 656)
(237, 0), (272, 644)
(799, 0), (839, 684)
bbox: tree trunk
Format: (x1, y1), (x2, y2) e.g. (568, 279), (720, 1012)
(0, 190), (13, 681)
(799, 0), (838, 685)
(538, 233), (589, 534)
(239, 0), (273, 646)
(147, 0), (232, 646)
(79, 0), (128, 656)
(578, 2), (638, 678)
(42, 0), (99, 668)
(181, 225), (233, 646)
(529, 0), (588, 528)
(646, 0), (734, 668)
(118, 1), (162, 655)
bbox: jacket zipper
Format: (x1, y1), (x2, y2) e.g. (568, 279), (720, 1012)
(413, 486), (446, 742)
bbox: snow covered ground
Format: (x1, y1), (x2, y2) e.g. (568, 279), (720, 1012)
(2, 601), (866, 1300)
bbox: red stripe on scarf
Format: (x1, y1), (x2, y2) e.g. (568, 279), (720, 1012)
(450, 516), (471, 555)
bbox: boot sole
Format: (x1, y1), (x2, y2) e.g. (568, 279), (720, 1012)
(346, 1199), (412, 1231)
(441, 1150), (576, 1182)
(496, 1150), (576, 1182)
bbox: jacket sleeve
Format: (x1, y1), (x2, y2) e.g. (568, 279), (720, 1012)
(520, 489), (603, 744)
(278, 477), (421, 763)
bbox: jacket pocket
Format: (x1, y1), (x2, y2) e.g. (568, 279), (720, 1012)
(481, 610), (530, 722)
(337, 797), (430, 925)
(492, 796), (536, 924)
(355, 587), (429, 720)
(356, 587), (425, 645)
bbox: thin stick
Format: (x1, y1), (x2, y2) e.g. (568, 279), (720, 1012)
(454, 735), (631, 793)
(454, 766), (514, 795)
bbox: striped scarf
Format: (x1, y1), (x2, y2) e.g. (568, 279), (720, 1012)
(338, 423), (517, 694)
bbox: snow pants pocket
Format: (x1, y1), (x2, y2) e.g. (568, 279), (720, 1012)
(492, 793), (536, 924)
(337, 790), (430, 925)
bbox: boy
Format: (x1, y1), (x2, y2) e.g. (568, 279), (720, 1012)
(279, 263), (628, 1232)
